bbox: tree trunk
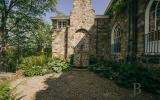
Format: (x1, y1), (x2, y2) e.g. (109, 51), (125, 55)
(0, 32), (8, 72)
(0, 15), (8, 72)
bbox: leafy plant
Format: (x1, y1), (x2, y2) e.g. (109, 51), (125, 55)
(18, 55), (52, 76)
(47, 58), (70, 73)
(7, 48), (17, 72)
(18, 55), (52, 69)
(24, 66), (50, 77)
(0, 81), (12, 100)
(89, 61), (160, 94)
(18, 56), (71, 76)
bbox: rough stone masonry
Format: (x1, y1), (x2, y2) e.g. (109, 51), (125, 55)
(52, 0), (95, 67)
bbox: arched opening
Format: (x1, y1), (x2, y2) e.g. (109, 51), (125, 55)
(111, 23), (121, 54)
(75, 28), (88, 34)
(145, 0), (160, 54)
(73, 29), (89, 67)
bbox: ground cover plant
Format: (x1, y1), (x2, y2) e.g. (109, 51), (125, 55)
(0, 81), (12, 100)
(89, 60), (160, 95)
(18, 56), (70, 76)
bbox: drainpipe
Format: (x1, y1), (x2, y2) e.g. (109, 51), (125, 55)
(127, 0), (137, 63)
(127, 0), (131, 63)
(133, 0), (137, 63)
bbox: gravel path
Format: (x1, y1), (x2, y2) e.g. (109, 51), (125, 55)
(11, 70), (158, 100)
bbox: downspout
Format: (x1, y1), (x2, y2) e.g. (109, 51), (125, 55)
(133, 0), (137, 62)
(127, 0), (131, 63)
(131, 0), (137, 63)
(127, 0), (137, 63)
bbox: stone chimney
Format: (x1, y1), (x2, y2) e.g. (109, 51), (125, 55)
(70, 0), (95, 31)
(68, 0), (95, 67)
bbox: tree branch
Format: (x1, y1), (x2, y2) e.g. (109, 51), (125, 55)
(7, 0), (20, 14)
(8, 18), (21, 32)
(2, 0), (7, 11)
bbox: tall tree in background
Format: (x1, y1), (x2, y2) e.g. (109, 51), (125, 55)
(0, 0), (56, 70)
(32, 21), (52, 54)
(8, 18), (52, 64)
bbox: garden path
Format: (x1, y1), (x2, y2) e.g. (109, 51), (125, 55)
(11, 70), (157, 100)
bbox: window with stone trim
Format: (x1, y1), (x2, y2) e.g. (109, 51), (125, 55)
(149, 0), (160, 32)
(57, 20), (67, 28)
(145, 0), (160, 54)
(111, 24), (121, 54)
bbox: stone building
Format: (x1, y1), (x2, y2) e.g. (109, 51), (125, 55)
(52, 0), (160, 67)
(51, 0), (109, 67)
(104, 0), (160, 66)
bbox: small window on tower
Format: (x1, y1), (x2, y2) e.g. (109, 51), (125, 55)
(57, 20), (67, 28)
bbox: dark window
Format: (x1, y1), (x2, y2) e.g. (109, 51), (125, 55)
(149, 1), (160, 32)
(57, 20), (67, 28)
(145, 0), (160, 54)
(148, 1), (160, 41)
(111, 24), (121, 53)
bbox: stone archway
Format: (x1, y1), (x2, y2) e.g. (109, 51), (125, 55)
(73, 29), (90, 67)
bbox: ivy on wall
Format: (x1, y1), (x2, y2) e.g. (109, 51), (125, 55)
(112, 0), (128, 19)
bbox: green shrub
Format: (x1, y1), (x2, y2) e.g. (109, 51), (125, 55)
(18, 55), (52, 76)
(18, 55), (52, 69)
(89, 55), (98, 65)
(47, 58), (70, 73)
(24, 65), (50, 77)
(89, 61), (160, 94)
(89, 60), (120, 79)
(0, 81), (12, 100)
(116, 64), (160, 94)
(7, 48), (17, 72)
(18, 56), (71, 76)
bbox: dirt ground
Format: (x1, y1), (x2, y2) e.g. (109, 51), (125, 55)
(0, 70), (23, 83)
(10, 70), (159, 100)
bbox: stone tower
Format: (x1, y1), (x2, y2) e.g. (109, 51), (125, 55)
(68, 0), (95, 67)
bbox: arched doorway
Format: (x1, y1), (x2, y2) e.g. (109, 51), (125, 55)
(73, 29), (90, 67)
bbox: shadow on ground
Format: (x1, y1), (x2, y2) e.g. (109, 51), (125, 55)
(35, 70), (157, 100)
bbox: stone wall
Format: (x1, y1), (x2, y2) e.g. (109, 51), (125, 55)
(136, 0), (160, 65)
(68, 0), (95, 67)
(103, 12), (129, 62)
(52, 29), (66, 58)
(93, 18), (112, 60)
(52, 0), (160, 66)
(136, 0), (147, 59)
(105, 0), (160, 65)
(52, 19), (69, 58)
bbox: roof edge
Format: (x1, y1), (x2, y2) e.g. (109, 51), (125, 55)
(51, 16), (70, 20)
(104, 0), (114, 15)
(51, 15), (109, 20)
